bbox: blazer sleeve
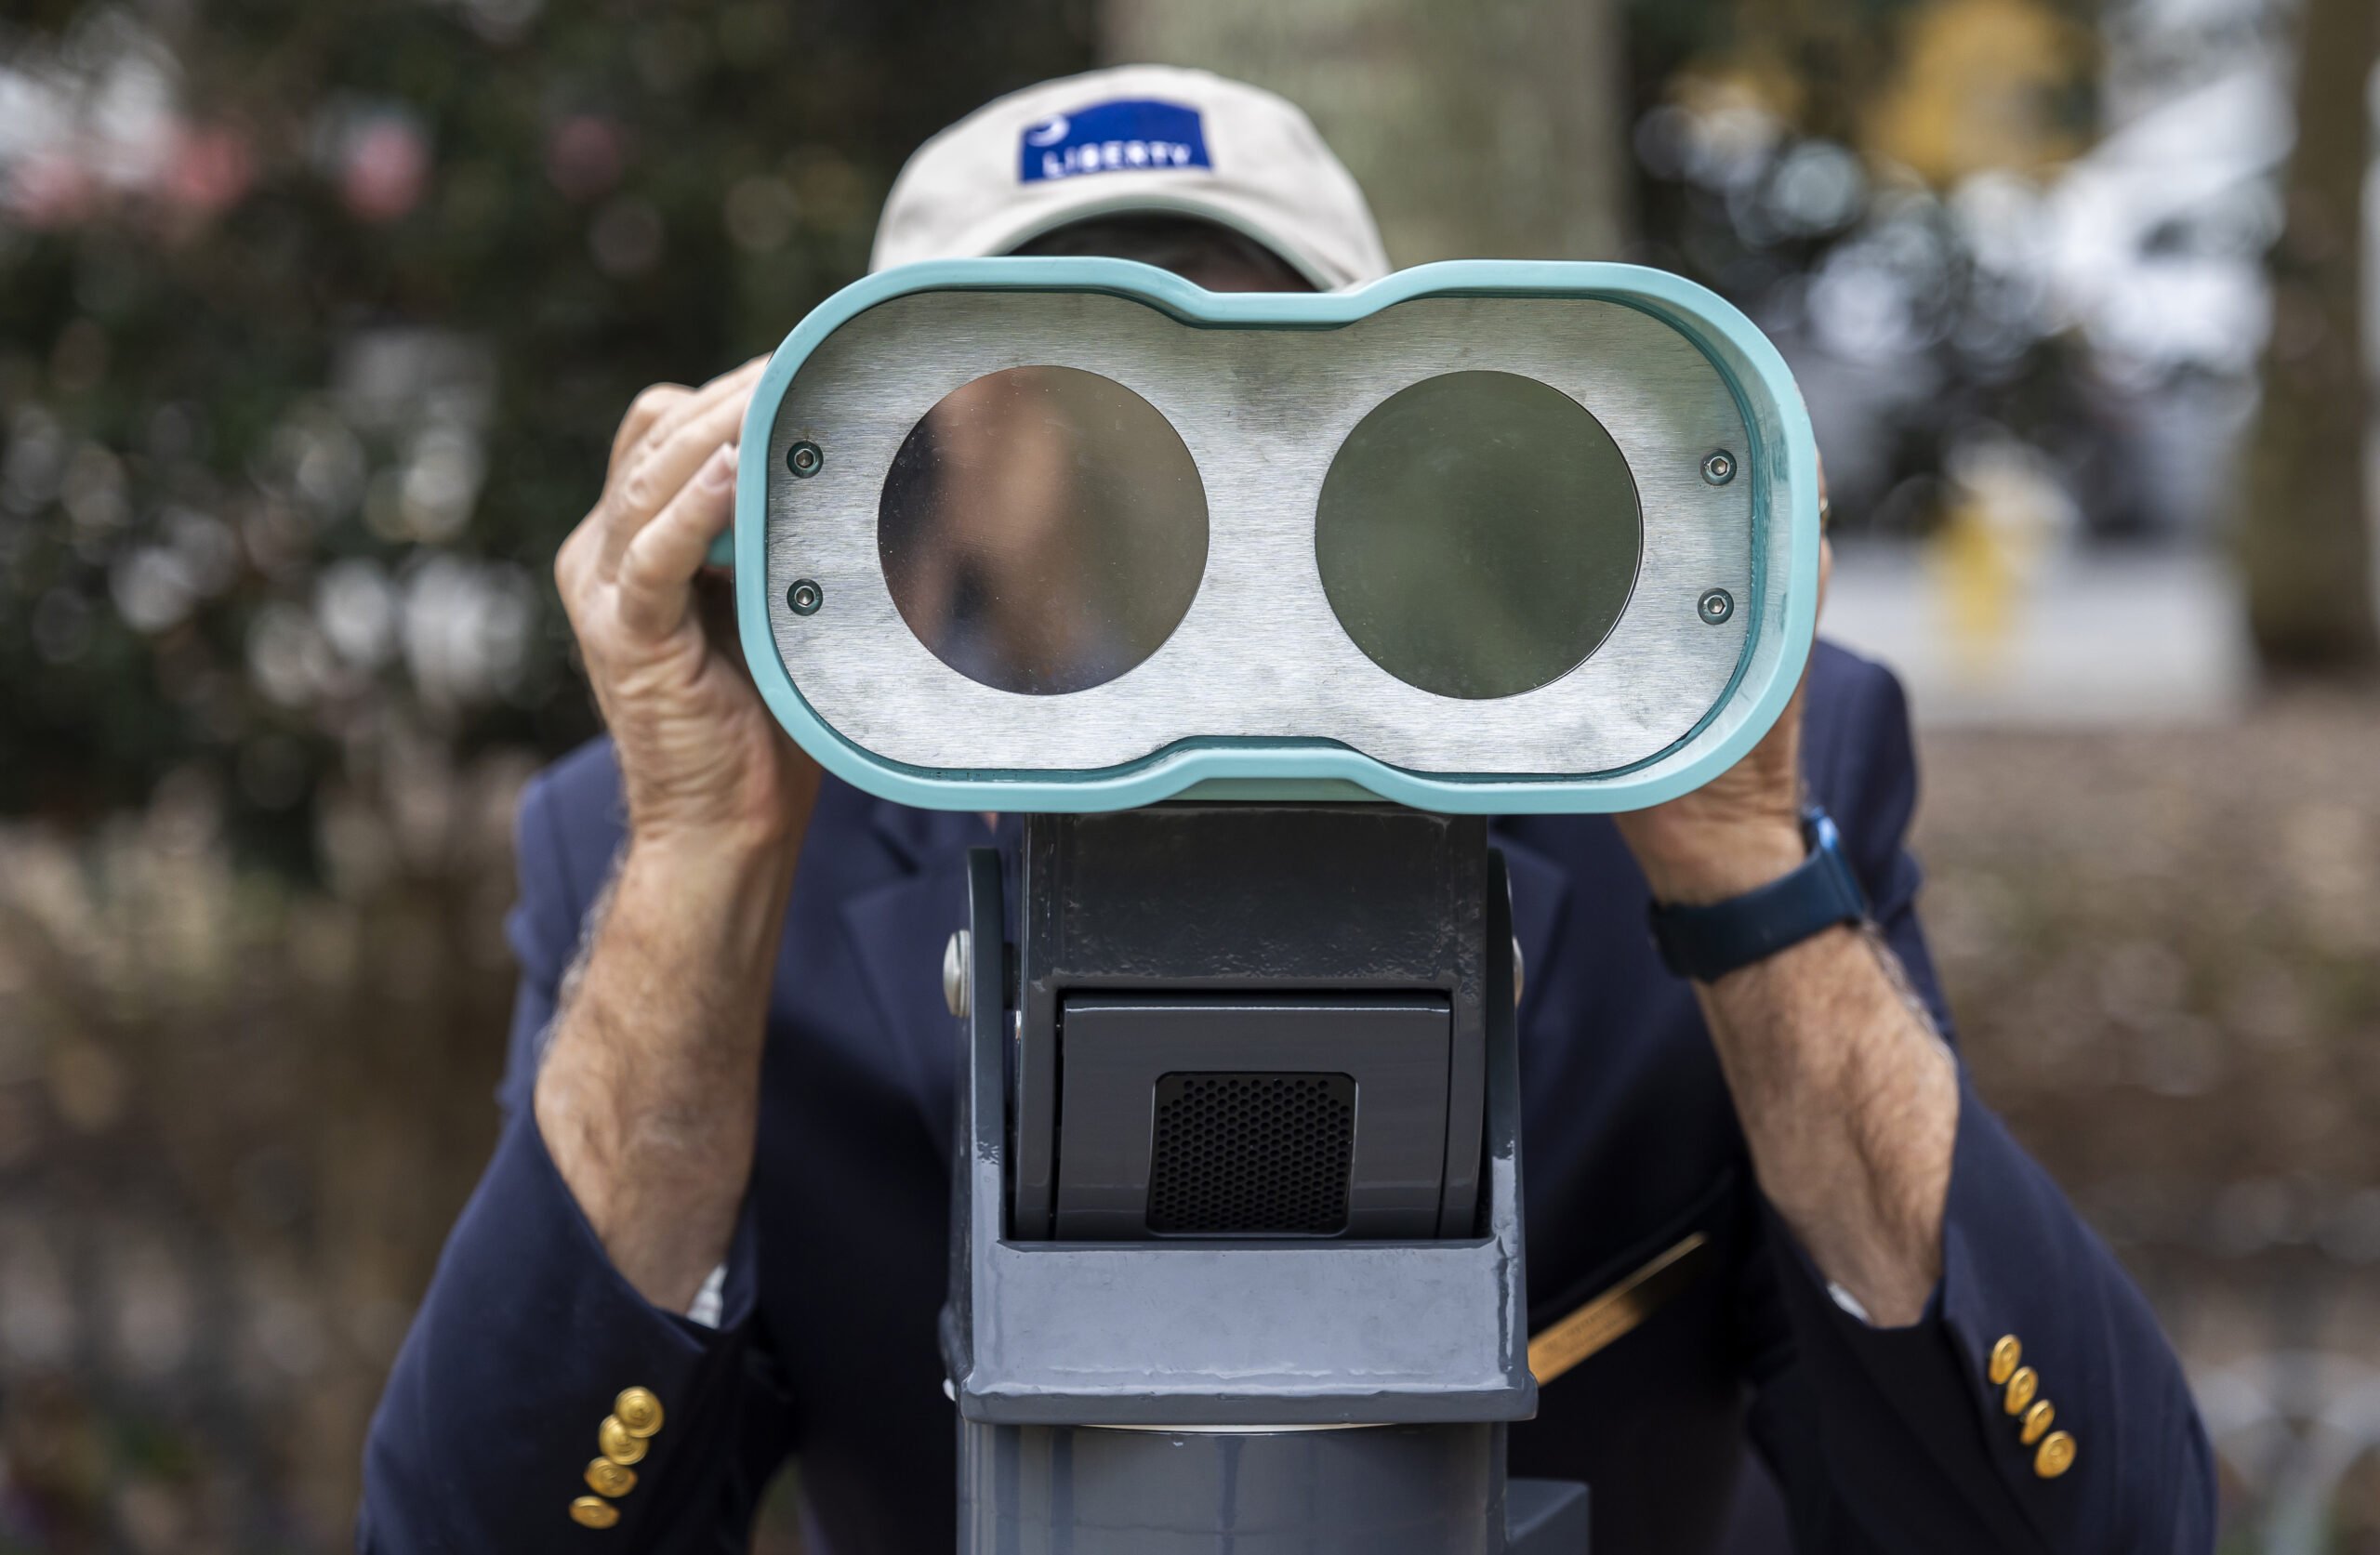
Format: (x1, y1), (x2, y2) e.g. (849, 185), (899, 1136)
(1741, 651), (2215, 1555)
(356, 768), (793, 1551)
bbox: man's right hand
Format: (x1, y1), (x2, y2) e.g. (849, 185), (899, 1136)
(554, 358), (814, 851)
(534, 361), (821, 1312)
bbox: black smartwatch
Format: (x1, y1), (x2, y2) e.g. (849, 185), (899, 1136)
(1647, 806), (1869, 982)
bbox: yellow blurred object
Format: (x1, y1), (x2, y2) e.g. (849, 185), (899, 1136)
(1926, 433), (2073, 679)
(1932, 498), (2020, 676)
(1668, 60), (1805, 131)
(1863, 0), (2091, 182)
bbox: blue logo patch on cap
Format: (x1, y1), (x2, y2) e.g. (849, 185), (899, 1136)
(1019, 99), (1211, 183)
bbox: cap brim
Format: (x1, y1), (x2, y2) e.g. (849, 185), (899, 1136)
(961, 189), (1344, 291)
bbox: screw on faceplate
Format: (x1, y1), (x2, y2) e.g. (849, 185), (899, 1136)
(787, 578), (824, 615)
(1698, 587), (1735, 625)
(943, 929), (972, 1020)
(786, 441), (824, 478)
(1700, 450), (1736, 485)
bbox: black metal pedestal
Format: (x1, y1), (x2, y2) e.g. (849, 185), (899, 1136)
(941, 806), (1585, 1552)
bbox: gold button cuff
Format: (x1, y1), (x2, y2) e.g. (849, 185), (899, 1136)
(2019, 1400), (2056, 1446)
(2002, 1365), (2038, 1416)
(586, 1457), (638, 1498)
(598, 1415), (648, 1466)
(2034, 1430), (2077, 1479)
(570, 1496), (620, 1529)
(615, 1386), (665, 1438)
(1988, 1335), (2021, 1386)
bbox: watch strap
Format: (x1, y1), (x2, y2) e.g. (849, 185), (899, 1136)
(1647, 807), (1870, 982)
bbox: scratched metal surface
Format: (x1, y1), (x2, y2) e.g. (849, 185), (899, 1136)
(762, 290), (1755, 777)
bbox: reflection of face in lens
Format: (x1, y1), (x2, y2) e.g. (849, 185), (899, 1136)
(879, 366), (1208, 695)
(1316, 371), (1642, 700)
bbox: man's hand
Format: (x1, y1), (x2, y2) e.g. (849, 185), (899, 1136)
(554, 358), (813, 850)
(1612, 534), (1959, 1327)
(1613, 538), (1831, 906)
(535, 361), (821, 1311)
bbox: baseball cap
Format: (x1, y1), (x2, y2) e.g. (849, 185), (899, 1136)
(870, 64), (1391, 291)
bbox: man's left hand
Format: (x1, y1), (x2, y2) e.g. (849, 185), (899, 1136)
(1615, 536), (1832, 906)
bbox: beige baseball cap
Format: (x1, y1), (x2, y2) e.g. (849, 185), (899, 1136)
(870, 64), (1391, 290)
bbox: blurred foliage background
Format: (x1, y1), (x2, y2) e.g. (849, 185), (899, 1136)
(0, 0), (2375, 1549)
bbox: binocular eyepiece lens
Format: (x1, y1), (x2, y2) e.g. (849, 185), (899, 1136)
(876, 364), (1645, 706)
(1316, 370), (1643, 700)
(878, 365), (1210, 697)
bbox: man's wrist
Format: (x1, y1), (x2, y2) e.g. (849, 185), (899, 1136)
(598, 826), (802, 990)
(619, 751), (815, 865)
(622, 812), (802, 894)
(1635, 817), (1805, 907)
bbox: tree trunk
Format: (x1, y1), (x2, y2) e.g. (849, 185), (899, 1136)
(1099, 0), (1631, 266)
(2239, 0), (2378, 673)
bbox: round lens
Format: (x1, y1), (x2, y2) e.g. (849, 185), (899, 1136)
(879, 366), (1208, 696)
(1315, 371), (1642, 700)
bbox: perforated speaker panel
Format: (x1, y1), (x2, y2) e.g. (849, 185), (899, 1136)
(1145, 1072), (1356, 1236)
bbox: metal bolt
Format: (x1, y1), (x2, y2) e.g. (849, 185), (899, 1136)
(787, 578), (824, 615)
(786, 441), (824, 478)
(1698, 587), (1735, 625)
(943, 929), (972, 1020)
(1700, 450), (1736, 485)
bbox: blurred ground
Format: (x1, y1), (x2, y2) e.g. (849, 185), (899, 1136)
(2, 685), (2376, 1550)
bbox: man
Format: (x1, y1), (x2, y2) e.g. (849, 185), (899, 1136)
(359, 65), (2214, 1553)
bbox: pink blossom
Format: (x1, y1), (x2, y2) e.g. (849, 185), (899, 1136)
(165, 125), (255, 216)
(546, 115), (623, 202)
(341, 119), (428, 223)
(8, 151), (99, 230)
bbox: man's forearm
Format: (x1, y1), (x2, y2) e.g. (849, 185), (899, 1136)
(1694, 921), (1958, 1325)
(533, 831), (799, 1311)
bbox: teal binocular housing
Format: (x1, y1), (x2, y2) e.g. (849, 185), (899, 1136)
(732, 257), (1822, 814)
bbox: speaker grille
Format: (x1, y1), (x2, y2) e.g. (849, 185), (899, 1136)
(1146, 1072), (1355, 1235)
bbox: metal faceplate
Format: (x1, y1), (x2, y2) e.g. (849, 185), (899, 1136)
(761, 288), (1749, 778)
(733, 259), (1823, 811)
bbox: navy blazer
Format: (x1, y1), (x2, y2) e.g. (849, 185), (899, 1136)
(359, 642), (2214, 1553)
